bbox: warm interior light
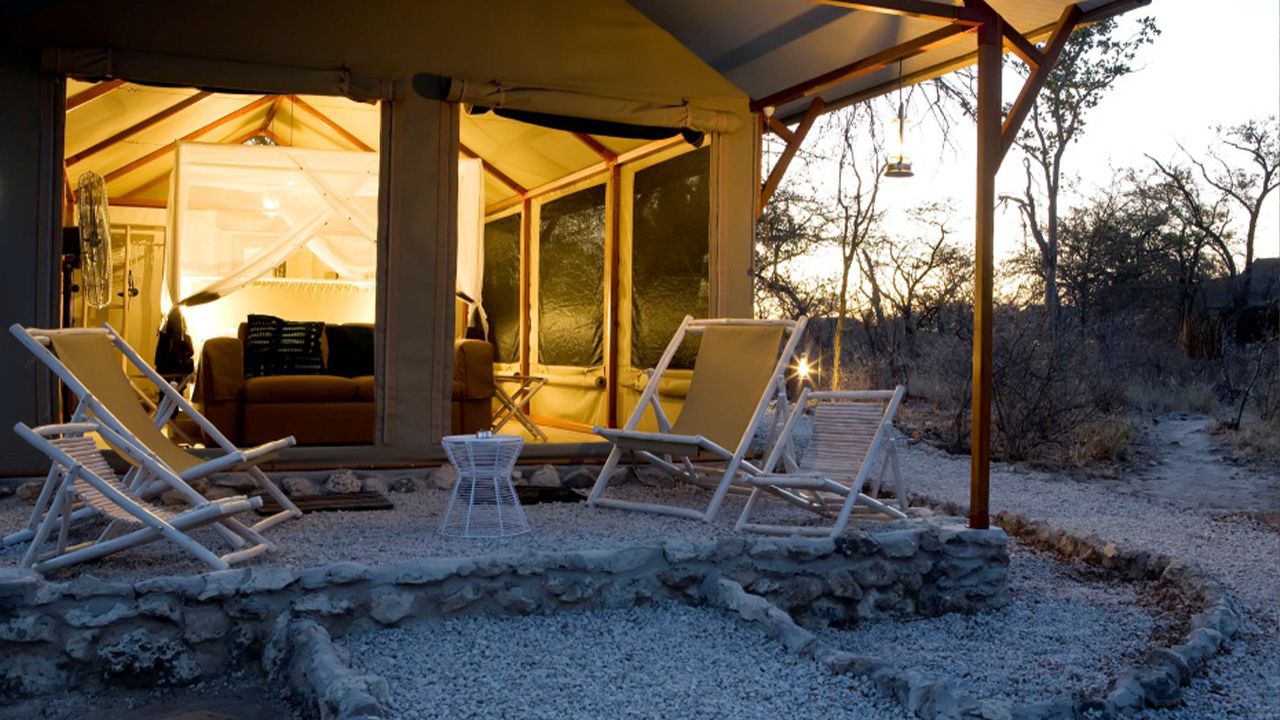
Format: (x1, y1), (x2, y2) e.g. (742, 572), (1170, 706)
(262, 194), (281, 219)
(797, 356), (812, 378)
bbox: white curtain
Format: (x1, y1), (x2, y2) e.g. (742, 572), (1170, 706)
(168, 142), (380, 306)
(455, 157), (486, 333)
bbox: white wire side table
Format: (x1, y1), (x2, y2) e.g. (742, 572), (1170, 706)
(439, 433), (529, 538)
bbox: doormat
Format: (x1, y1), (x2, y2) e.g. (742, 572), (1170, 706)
(515, 486), (586, 505)
(256, 491), (394, 515)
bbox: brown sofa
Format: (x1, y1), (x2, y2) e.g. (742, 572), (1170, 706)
(194, 323), (494, 445)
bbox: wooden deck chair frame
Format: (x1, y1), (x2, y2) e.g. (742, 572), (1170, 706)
(735, 386), (909, 539)
(11, 420), (272, 575)
(587, 315), (808, 522)
(8, 323), (300, 542)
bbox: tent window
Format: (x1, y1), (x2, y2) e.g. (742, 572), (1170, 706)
(631, 147), (711, 369)
(482, 214), (522, 363)
(539, 185), (606, 367)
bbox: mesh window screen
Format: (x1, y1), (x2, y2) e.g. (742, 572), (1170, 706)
(539, 185), (606, 367)
(482, 214), (521, 363)
(631, 147), (711, 369)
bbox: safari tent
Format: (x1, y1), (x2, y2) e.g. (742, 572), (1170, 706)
(0, 0), (1146, 529)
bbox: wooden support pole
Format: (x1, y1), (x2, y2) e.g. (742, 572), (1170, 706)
(969, 18), (1002, 531)
(758, 98), (824, 213)
(605, 163), (622, 428)
(519, 197), (533, 379)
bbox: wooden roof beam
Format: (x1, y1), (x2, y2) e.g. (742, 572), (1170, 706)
(758, 98), (825, 213)
(999, 5), (1081, 163)
(103, 95), (274, 182)
(287, 95), (375, 152)
(963, 0), (1044, 67)
(571, 132), (618, 164)
(66, 80), (124, 111)
(260, 97), (283, 135)
(459, 143), (527, 197)
(66, 91), (213, 167)
(751, 24), (973, 111)
(816, 0), (985, 25)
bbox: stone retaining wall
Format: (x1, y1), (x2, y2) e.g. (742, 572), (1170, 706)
(911, 497), (1244, 718)
(0, 518), (1007, 702)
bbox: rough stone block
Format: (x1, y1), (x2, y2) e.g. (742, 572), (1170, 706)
(440, 584), (483, 613)
(183, 606), (231, 644)
(98, 628), (201, 686)
(369, 589), (416, 625)
(495, 585), (540, 614)
(137, 594), (183, 623)
(294, 593), (355, 617)
(63, 600), (139, 628)
(874, 529), (921, 558)
(0, 613), (56, 643)
(134, 574), (206, 599)
(64, 575), (135, 600)
(282, 476), (321, 497)
(197, 569), (250, 600)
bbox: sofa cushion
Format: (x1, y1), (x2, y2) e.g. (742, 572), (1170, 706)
(243, 314), (324, 378)
(244, 375), (360, 403)
(326, 324), (375, 378)
(353, 375), (376, 402)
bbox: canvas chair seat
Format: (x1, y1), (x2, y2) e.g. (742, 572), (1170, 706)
(587, 316), (807, 522)
(9, 420), (272, 575)
(736, 386), (909, 538)
(7, 323), (300, 544)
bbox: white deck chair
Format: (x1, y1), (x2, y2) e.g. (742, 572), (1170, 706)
(587, 315), (807, 522)
(7, 323), (299, 545)
(735, 386), (909, 538)
(10, 420), (272, 574)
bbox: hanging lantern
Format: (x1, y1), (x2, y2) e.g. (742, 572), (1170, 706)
(884, 61), (914, 178)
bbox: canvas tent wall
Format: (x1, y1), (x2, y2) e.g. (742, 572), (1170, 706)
(0, 0), (757, 473)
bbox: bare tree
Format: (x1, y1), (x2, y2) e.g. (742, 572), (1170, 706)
(753, 187), (836, 319)
(1184, 117), (1279, 284)
(816, 105), (886, 388)
(940, 17), (1159, 333)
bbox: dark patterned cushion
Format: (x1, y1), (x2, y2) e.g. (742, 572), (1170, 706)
(325, 324), (375, 378)
(243, 314), (324, 378)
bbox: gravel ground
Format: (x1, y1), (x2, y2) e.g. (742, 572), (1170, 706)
(345, 603), (905, 720)
(899, 432), (1280, 720)
(822, 540), (1157, 707)
(0, 481), (842, 580)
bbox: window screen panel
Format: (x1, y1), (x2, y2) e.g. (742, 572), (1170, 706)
(538, 185), (605, 367)
(631, 147), (711, 369)
(482, 214), (521, 363)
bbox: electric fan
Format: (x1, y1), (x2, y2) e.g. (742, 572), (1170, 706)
(75, 171), (113, 310)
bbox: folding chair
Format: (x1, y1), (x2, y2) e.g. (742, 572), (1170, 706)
(10, 420), (272, 575)
(8, 323), (300, 543)
(735, 386), (909, 538)
(587, 315), (807, 522)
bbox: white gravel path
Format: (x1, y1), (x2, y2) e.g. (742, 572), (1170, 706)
(821, 540), (1157, 707)
(344, 604), (904, 720)
(899, 431), (1280, 720)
